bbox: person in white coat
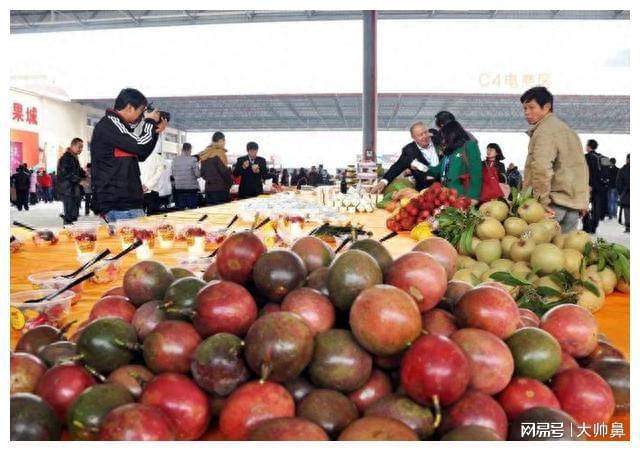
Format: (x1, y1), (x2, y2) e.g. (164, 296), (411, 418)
(139, 146), (166, 214)
(155, 159), (173, 210)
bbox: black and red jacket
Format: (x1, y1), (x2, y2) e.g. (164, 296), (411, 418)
(89, 109), (160, 215)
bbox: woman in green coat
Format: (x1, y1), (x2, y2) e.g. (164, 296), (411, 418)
(427, 120), (483, 203)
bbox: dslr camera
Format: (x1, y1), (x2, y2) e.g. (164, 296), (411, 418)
(145, 103), (171, 122)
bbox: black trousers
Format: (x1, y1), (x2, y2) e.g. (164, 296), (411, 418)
(84, 193), (93, 215)
(143, 191), (159, 214)
(16, 189), (29, 211)
(623, 207), (630, 230)
(585, 192), (606, 233)
(174, 189), (199, 210)
(597, 190), (608, 220)
(205, 191), (230, 206)
(62, 194), (80, 223)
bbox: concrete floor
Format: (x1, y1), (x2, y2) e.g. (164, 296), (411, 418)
(10, 200), (630, 249)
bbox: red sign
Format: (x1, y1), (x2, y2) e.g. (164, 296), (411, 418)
(26, 107), (38, 125)
(12, 103), (23, 122)
(11, 103), (38, 125)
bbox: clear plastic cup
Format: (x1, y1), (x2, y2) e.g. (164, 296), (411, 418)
(131, 222), (157, 259)
(28, 270), (85, 305)
(76, 253), (123, 284)
(157, 221), (176, 249)
(11, 289), (75, 332)
(204, 226), (228, 253)
(179, 224), (208, 257)
(116, 219), (137, 250)
(173, 253), (214, 274)
(10, 236), (24, 253)
(31, 228), (59, 246)
(67, 224), (98, 257)
(92, 259), (122, 284)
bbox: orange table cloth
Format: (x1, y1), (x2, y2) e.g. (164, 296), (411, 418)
(9, 199), (630, 441)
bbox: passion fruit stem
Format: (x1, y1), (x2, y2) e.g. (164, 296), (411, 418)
(260, 361), (273, 383)
(164, 307), (196, 319)
(84, 365), (107, 382)
(127, 370), (149, 388)
(113, 338), (142, 352)
(58, 353), (85, 365)
(409, 286), (424, 302)
(159, 301), (174, 310)
(431, 395), (442, 429)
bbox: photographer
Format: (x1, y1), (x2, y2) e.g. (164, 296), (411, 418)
(90, 88), (168, 223)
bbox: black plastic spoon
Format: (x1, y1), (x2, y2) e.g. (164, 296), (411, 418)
(60, 249), (111, 279)
(12, 221), (37, 231)
(225, 214), (239, 229)
(379, 231), (398, 243)
(25, 271), (95, 304)
(106, 239), (143, 261)
(253, 217), (271, 231)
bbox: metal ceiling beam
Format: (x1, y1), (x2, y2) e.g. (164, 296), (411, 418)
(17, 12), (32, 27)
(306, 96), (330, 129)
(120, 10), (140, 25)
(10, 10), (630, 34)
(75, 93), (629, 134)
(283, 100), (307, 127)
(333, 95), (347, 128)
(386, 94), (403, 128)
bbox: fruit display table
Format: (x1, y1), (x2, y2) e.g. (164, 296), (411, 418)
(10, 194), (630, 440)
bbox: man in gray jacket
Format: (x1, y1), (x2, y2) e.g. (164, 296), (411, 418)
(171, 143), (201, 209)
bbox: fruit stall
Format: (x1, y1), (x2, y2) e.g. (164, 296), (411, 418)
(9, 187), (630, 441)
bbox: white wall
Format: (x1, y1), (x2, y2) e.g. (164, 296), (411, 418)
(186, 130), (631, 173)
(10, 88), (186, 169)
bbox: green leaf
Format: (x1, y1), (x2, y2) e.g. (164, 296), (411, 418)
(541, 296), (578, 312)
(463, 228), (474, 255)
(579, 255), (588, 278)
(490, 271), (532, 287)
(524, 186), (533, 199)
(612, 243), (630, 259)
(549, 270), (574, 291)
(536, 286), (563, 298)
(597, 255), (606, 272)
(531, 266), (543, 277)
(583, 242), (593, 260)
(619, 254), (630, 283)
(580, 279), (601, 297)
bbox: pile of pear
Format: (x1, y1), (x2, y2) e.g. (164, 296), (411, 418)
(451, 199), (628, 313)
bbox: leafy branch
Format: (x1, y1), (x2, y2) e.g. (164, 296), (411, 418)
(435, 207), (483, 254)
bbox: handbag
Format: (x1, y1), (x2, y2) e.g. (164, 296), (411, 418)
(499, 182), (511, 198)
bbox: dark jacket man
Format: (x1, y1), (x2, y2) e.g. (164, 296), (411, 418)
(233, 142), (268, 199)
(382, 141), (437, 191)
(11, 166), (31, 211)
(90, 109), (160, 215)
(57, 150), (85, 197)
(373, 122), (439, 193)
(57, 139), (86, 223)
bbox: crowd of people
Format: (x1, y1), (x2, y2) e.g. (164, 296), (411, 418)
(10, 86), (630, 235)
(371, 86), (629, 234)
(10, 166), (66, 210)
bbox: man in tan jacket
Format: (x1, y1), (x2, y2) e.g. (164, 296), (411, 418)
(520, 87), (589, 232)
(198, 131), (233, 205)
